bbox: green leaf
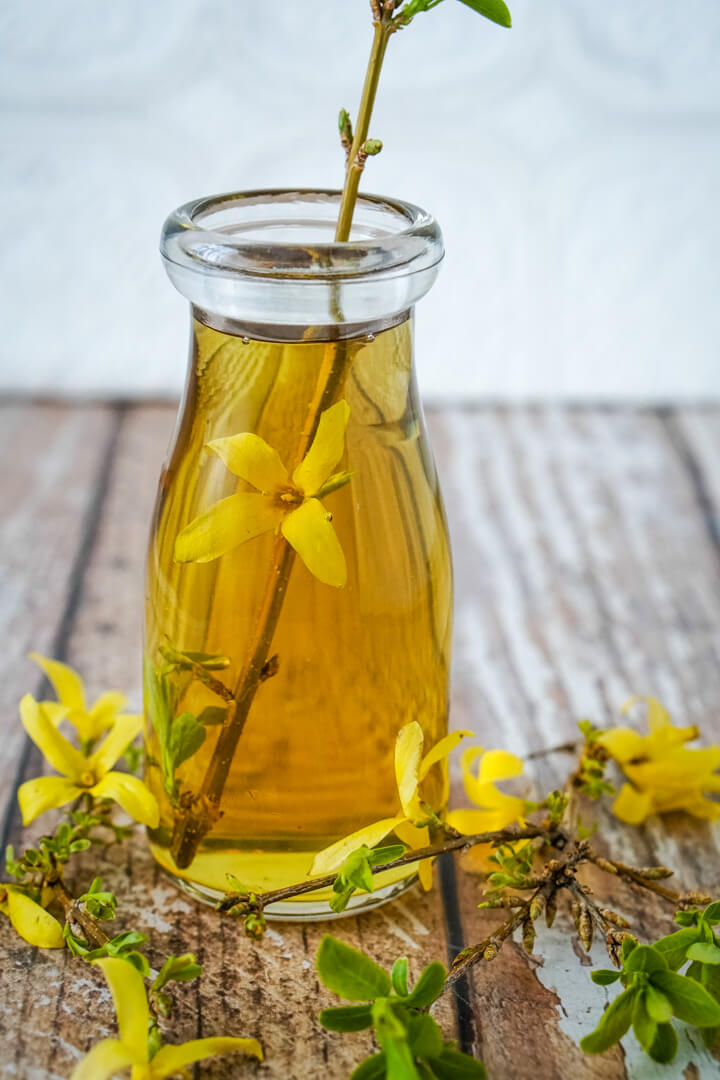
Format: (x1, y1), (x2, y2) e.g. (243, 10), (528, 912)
(318, 1005), (374, 1032)
(407, 1013), (444, 1060)
(654, 928), (701, 970)
(645, 984), (672, 1024)
(167, 712), (206, 772)
(456, 0), (511, 28)
(621, 935), (638, 961)
(652, 970), (720, 1027)
(431, 1050), (487, 1079)
(702, 902), (720, 925)
(580, 987), (637, 1054)
(674, 909), (701, 927)
(392, 957), (410, 998)
(316, 936), (391, 1001)
(405, 962), (448, 1009)
(632, 992), (657, 1055)
(350, 1053), (388, 1080)
(625, 945), (668, 975)
(196, 706), (227, 727)
(153, 953), (202, 989)
(373, 999), (419, 1080)
(591, 970), (620, 986)
(370, 844), (407, 867)
(687, 942), (720, 965)
(647, 1022), (678, 1064)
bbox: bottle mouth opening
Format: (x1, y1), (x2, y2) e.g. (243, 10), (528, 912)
(161, 188), (443, 282)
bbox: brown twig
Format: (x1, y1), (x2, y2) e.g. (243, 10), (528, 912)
(219, 823), (560, 913)
(586, 852), (711, 908)
(50, 880), (110, 949)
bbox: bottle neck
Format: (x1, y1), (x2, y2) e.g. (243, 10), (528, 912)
(192, 304), (412, 344)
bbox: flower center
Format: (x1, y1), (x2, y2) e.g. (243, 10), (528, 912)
(79, 770), (96, 788)
(274, 485), (304, 508)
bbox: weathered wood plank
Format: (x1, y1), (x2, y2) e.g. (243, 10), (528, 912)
(427, 406), (720, 1080)
(0, 402), (118, 831)
(0, 402), (456, 1079)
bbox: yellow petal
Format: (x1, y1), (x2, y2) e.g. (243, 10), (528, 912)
(418, 730), (473, 782)
(281, 498), (347, 588)
(395, 722), (424, 820)
(625, 747), (720, 791)
(29, 653), (86, 711)
(596, 726), (647, 763)
(174, 493), (282, 564)
(394, 818), (434, 888)
(418, 859), (434, 891)
(69, 1038), (140, 1080)
(478, 749), (524, 785)
(206, 432), (288, 491)
(91, 773), (160, 828)
(5, 888), (65, 948)
(19, 694), (87, 779)
(39, 701), (72, 728)
(94, 958), (150, 1060)
(86, 691), (128, 740)
(18, 776), (82, 824)
(621, 696), (672, 734)
(310, 815), (404, 876)
(150, 1037), (262, 1078)
(292, 399), (350, 496)
(90, 714), (144, 776)
(446, 809), (496, 835)
(612, 783), (653, 824)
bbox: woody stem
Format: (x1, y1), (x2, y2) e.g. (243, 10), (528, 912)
(169, 4), (397, 870)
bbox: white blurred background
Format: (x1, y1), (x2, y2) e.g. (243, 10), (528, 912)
(0, 0), (718, 401)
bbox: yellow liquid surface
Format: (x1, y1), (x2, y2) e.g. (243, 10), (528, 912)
(145, 317), (452, 900)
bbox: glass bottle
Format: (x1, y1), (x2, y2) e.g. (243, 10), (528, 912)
(145, 189), (452, 917)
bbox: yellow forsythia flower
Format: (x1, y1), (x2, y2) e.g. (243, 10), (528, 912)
(174, 400), (351, 587)
(446, 747), (526, 871)
(0, 885), (64, 949)
(17, 695), (159, 828)
(70, 957), (262, 1079)
(597, 696), (720, 825)
(30, 652), (137, 748)
(311, 722), (471, 890)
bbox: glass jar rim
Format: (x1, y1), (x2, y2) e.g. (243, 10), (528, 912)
(160, 188), (444, 283)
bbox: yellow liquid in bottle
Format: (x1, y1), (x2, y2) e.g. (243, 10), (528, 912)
(145, 315), (452, 912)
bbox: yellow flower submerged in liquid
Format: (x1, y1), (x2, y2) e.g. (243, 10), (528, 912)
(70, 957), (262, 1080)
(174, 399), (351, 588)
(598, 696), (720, 824)
(17, 695), (159, 828)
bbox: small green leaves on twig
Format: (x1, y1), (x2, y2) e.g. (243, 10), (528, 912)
(330, 843), (406, 913)
(316, 935), (486, 1078)
(394, 0), (511, 30)
(583, 940), (720, 1063)
(575, 721), (615, 799)
(150, 953), (203, 1019)
(338, 108), (354, 160)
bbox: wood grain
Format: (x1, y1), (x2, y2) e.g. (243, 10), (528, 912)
(427, 406), (720, 1080)
(1, 403), (719, 1079)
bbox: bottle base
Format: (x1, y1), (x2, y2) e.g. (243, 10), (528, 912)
(162, 865), (418, 921)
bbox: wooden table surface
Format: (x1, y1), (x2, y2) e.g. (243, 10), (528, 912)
(1, 400), (720, 1080)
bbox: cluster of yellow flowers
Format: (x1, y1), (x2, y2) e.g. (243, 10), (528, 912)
(597, 696), (720, 824)
(312, 697), (720, 888)
(1, 654), (158, 949)
(70, 958), (261, 1080)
